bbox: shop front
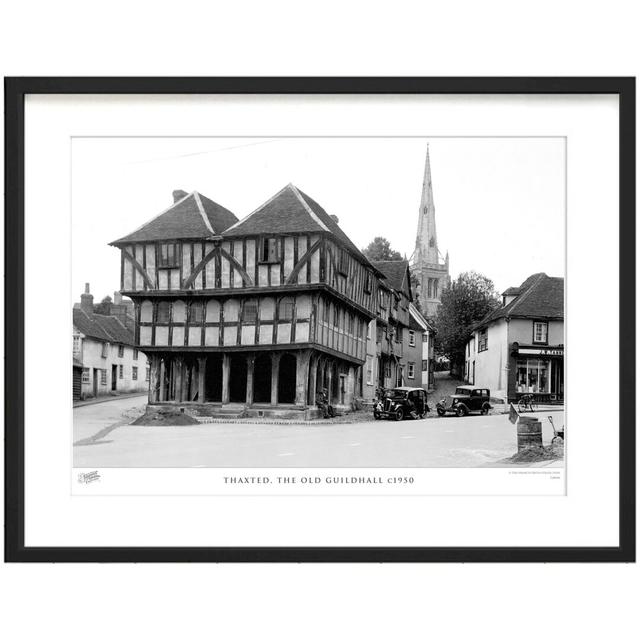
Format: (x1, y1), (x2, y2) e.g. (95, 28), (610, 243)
(510, 344), (564, 403)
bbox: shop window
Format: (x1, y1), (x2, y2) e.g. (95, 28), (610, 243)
(516, 359), (551, 394)
(100, 369), (107, 385)
(243, 300), (258, 323)
(478, 328), (488, 352)
(384, 361), (392, 378)
(409, 330), (416, 346)
(408, 362), (415, 379)
(533, 321), (548, 344)
(158, 242), (179, 268)
(81, 368), (90, 383)
(157, 301), (171, 323)
(260, 237), (279, 263)
(132, 366), (138, 381)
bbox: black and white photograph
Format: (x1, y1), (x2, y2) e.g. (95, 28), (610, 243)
(71, 136), (566, 473)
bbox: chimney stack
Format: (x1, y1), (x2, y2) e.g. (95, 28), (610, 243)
(329, 214), (340, 225)
(113, 291), (123, 305)
(80, 283), (94, 316)
(172, 189), (188, 203)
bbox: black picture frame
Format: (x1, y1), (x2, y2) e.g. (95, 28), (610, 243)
(4, 77), (635, 563)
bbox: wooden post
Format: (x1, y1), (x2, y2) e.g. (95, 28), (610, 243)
(271, 353), (281, 406)
(159, 358), (166, 402)
(246, 355), (255, 406)
(148, 354), (158, 403)
(222, 354), (230, 404)
(326, 361), (334, 404)
(308, 354), (317, 405)
(198, 356), (206, 403)
(175, 357), (184, 403)
(295, 350), (311, 406)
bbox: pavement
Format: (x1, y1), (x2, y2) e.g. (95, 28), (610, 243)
(73, 394), (565, 468)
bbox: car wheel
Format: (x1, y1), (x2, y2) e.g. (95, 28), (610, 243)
(480, 404), (490, 415)
(373, 410), (381, 420)
(456, 404), (468, 417)
(394, 408), (404, 421)
(436, 408), (446, 417)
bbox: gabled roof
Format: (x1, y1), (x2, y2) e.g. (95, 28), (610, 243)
(409, 302), (433, 332)
(223, 183), (375, 268)
(475, 273), (564, 330)
(371, 260), (412, 300)
(111, 191), (238, 245)
(73, 308), (136, 346)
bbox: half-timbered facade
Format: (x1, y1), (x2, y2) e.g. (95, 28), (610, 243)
(111, 185), (383, 418)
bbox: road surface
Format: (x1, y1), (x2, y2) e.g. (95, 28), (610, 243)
(73, 397), (565, 468)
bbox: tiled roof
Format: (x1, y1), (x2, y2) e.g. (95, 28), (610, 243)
(475, 273), (564, 329)
(371, 260), (412, 298)
(73, 308), (136, 346)
(111, 191), (238, 244)
(223, 184), (376, 268)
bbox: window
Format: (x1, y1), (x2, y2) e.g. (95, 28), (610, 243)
(145, 367), (150, 382)
(409, 330), (416, 346)
(100, 369), (107, 385)
(478, 328), (488, 352)
(118, 344), (124, 358)
(422, 333), (428, 343)
(157, 301), (171, 323)
(333, 305), (340, 328)
(278, 298), (294, 322)
(260, 237), (279, 263)
(190, 302), (204, 324)
(119, 365), (124, 379)
(81, 368), (90, 383)
(384, 361), (392, 378)
(408, 362), (415, 379)
(422, 359), (429, 371)
(364, 271), (372, 293)
(533, 321), (548, 344)
(132, 366), (138, 381)
(379, 290), (387, 310)
(427, 278), (439, 299)
(516, 359), (551, 394)
(395, 326), (403, 343)
(73, 335), (81, 355)
(243, 301), (258, 323)
(337, 250), (349, 275)
(133, 348), (139, 361)
(158, 242), (179, 268)
(366, 357), (373, 385)
(101, 342), (109, 358)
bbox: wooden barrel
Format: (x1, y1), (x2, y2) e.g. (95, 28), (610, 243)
(517, 416), (543, 451)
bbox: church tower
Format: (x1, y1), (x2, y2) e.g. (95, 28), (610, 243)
(410, 147), (450, 318)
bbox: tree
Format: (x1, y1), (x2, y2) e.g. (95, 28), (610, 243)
(93, 295), (113, 315)
(362, 236), (403, 262)
(433, 271), (500, 377)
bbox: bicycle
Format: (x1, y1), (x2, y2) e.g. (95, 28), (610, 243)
(517, 393), (537, 413)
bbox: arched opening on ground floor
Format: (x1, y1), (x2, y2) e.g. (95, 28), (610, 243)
(229, 355), (247, 403)
(204, 354), (223, 402)
(278, 353), (297, 404)
(254, 353), (272, 403)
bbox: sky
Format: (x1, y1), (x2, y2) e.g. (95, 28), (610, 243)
(72, 137), (565, 302)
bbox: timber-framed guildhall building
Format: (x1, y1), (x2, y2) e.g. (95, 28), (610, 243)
(111, 185), (388, 418)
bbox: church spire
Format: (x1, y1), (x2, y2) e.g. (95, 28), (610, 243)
(414, 145), (438, 266)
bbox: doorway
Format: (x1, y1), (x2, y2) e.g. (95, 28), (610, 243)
(111, 364), (117, 391)
(93, 369), (99, 397)
(204, 354), (223, 402)
(254, 353), (272, 403)
(229, 355), (247, 403)
(278, 353), (297, 404)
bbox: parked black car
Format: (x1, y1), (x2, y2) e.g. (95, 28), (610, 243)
(436, 386), (491, 417)
(374, 387), (429, 421)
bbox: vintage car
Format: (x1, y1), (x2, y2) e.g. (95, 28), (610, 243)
(373, 387), (430, 421)
(436, 386), (492, 417)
